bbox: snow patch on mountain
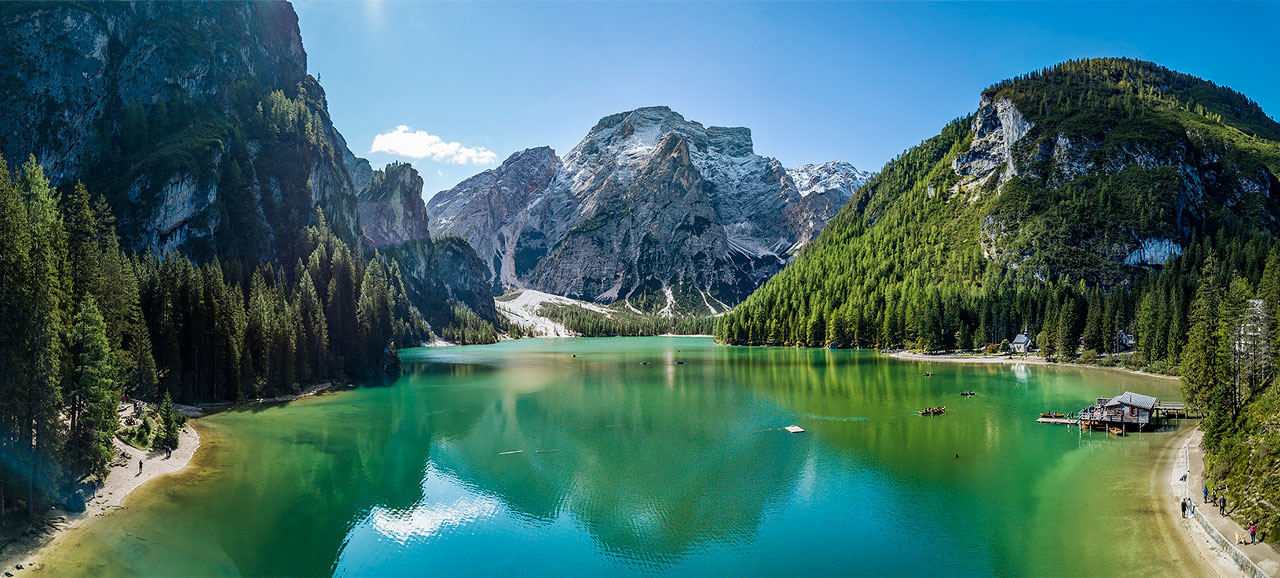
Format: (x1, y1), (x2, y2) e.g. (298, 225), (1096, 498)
(496, 289), (614, 337)
(786, 161), (872, 199)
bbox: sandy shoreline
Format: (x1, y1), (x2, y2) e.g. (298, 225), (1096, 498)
(0, 421), (201, 574)
(1164, 427), (1248, 577)
(888, 350), (1180, 381)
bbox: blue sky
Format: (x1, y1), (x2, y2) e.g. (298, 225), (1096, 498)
(293, 1), (1280, 199)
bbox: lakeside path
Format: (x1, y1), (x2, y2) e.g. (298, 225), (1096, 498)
(889, 350), (1179, 381)
(1180, 427), (1280, 577)
(0, 417), (200, 574)
(1167, 427), (1249, 577)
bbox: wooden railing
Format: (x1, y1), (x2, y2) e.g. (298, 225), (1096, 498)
(1077, 409), (1145, 423)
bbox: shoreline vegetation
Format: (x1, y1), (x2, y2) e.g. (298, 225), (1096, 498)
(888, 350), (1180, 380)
(0, 420), (201, 575)
(0, 157), (431, 537)
(3, 382), (346, 575)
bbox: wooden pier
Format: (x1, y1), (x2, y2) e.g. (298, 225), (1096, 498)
(1036, 417), (1076, 425)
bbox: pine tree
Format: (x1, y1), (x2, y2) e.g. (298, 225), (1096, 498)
(298, 269), (329, 379)
(1057, 297), (1081, 359)
(19, 157), (69, 514)
(66, 296), (119, 480)
(1182, 259), (1230, 445)
(158, 391), (180, 451)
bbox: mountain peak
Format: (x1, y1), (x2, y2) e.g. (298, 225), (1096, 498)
(785, 161), (872, 199)
(578, 106), (756, 158)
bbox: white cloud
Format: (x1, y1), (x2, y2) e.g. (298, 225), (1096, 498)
(370, 125), (497, 165)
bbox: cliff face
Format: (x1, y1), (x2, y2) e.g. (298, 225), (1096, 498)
(0, 1), (363, 262)
(427, 107), (869, 314)
(350, 159), (497, 333)
(425, 146), (560, 297)
(380, 237), (499, 328)
(961, 86), (1280, 283)
(357, 163), (432, 249)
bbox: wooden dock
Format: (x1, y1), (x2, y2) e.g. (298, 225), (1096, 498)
(1036, 417), (1077, 425)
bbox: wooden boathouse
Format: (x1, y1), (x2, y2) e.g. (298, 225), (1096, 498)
(1036, 391), (1190, 430)
(1078, 391), (1160, 432)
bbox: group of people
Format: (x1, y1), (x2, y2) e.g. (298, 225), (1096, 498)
(1201, 485), (1260, 545)
(1203, 485), (1228, 515)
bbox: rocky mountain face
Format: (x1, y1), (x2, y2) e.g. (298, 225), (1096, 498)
(0, 1), (362, 262)
(357, 162), (432, 248)
(381, 237), (499, 328)
(426, 146), (560, 295)
(426, 106), (868, 315)
(784, 162), (873, 246)
(0, 0), (500, 338)
(959, 81), (1279, 283)
(352, 161), (497, 330)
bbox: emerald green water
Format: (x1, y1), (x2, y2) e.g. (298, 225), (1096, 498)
(37, 337), (1198, 576)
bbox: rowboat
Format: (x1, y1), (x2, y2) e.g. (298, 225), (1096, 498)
(1109, 427), (1124, 436)
(918, 407), (946, 416)
(1040, 412), (1065, 419)
(960, 391), (976, 396)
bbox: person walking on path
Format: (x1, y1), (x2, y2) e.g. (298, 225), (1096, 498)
(1203, 485), (1209, 503)
(1250, 522), (1257, 544)
(1219, 496), (1226, 515)
(138, 459), (143, 476)
(1181, 499), (1187, 518)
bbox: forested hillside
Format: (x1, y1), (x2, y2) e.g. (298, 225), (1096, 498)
(0, 156), (428, 514)
(716, 59), (1280, 367)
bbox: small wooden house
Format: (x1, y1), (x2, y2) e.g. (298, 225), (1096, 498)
(1079, 391), (1158, 431)
(1011, 333), (1032, 354)
(1114, 330), (1136, 352)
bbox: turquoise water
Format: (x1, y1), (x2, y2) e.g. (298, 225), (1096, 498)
(37, 338), (1198, 576)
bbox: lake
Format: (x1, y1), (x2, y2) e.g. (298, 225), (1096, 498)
(36, 337), (1200, 576)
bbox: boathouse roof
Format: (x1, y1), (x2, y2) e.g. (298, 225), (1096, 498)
(1105, 391), (1157, 410)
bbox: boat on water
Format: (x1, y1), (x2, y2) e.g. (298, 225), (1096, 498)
(919, 407), (946, 416)
(1040, 412), (1065, 419)
(1109, 426), (1124, 436)
(961, 391), (976, 396)
(923, 372), (933, 377)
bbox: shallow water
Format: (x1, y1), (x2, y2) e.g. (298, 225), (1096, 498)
(37, 337), (1199, 576)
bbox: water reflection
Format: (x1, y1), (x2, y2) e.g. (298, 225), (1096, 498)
(34, 338), (1197, 577)
(336, 345), (812, 572)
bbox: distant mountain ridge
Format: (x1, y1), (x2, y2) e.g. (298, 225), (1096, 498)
(426, 106), (870, 315)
